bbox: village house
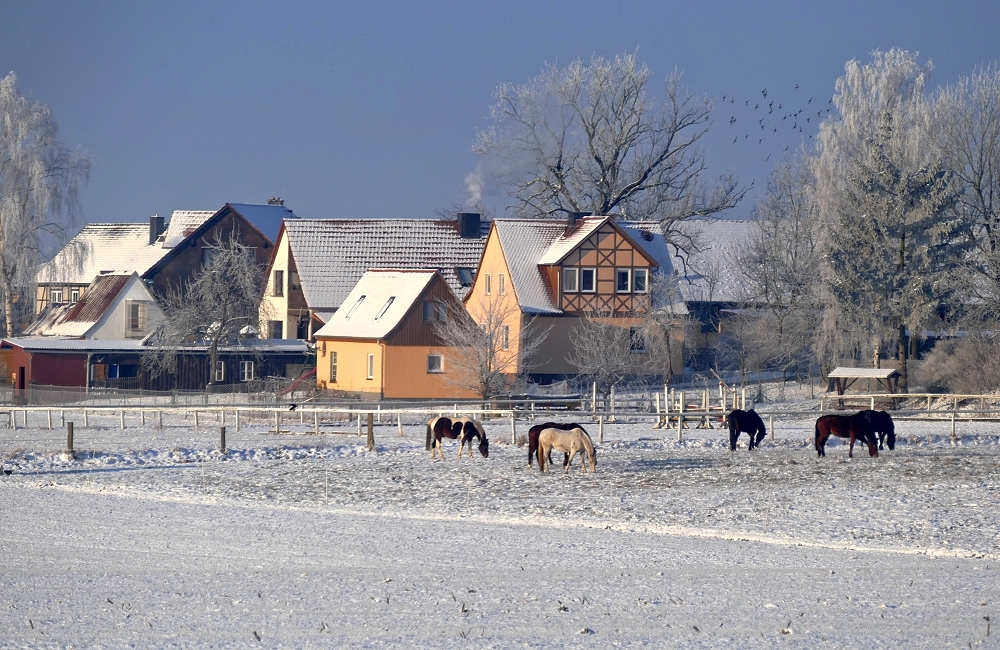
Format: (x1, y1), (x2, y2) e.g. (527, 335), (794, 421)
(312, 269), (478, 400)
(259, 213), (486, 340)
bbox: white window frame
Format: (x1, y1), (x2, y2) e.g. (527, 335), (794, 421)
(240, 360), (255, 381)
(50, 289), (63, 304)
(616, 268), (631, 293)
(484, 273), (491, 296)
(329, 351), (337, 384)
(427, 354), (444, 373)
(580, 268), (596, 293)
(70, 289), (80, 303)
(273, 270), (284, 297)
(563, 268), (579, 293)
(215, 360), (225, 382)
(367, 353), (375, 380)
(498, 274), (506, 295)
(501, 324), (510, 350)
(126, 301), (145, 337)
(633, 268), (649, 294)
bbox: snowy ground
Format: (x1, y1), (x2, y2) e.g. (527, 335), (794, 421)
(2, 397), (999, 647)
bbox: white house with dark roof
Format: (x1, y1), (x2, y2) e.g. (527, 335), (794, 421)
(25, 271), (164, 339)
(259, 213), (486, 341)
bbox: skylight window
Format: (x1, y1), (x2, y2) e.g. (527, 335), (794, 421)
(345, 295), (366, 319)
(375, 296), (395, 320)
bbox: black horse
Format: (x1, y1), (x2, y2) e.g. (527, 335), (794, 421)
(726, 409), (767, 451)
(858, 409), (896, 450)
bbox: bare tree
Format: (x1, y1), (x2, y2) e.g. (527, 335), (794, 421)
(143, 232), (268, 389)
(0, 72), (90, 335)
(643, 271), (694, 387)
(568, 317), (655, 399)
(733, 159), (822, 393)
(434, 295), (548, 399)
(934, 65), (1000, 322)
(474, 53), (746, 247)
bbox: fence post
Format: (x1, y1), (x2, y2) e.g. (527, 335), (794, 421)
(317, 411), (322, 435)
(275, 410), (280, 434)
(357, 412), (362, 437)
(47, 409), (52, 430)
(654, 392), (661, 428)
(66, 421), (74, 458)
(367, 413), (374, 451)
(221, 409), (226, 427)
(950, 411), (957, 443)
(194, 410), (199, 431)
(609, 385), (616, 423)
(236, 409), (240, 432)
(769, 414), (774, 441)
(510, 412), (516, 444)
(870, 396), (875, 410)
(220, 426), (227, 454)
(592, 382), (598, 413)
(677, 412), (683, 442)
(158, 410), (162, 429)
(140, 410), (145, 426)
(61, 410), (65, 427)
(397, 412), (403, 437)
(8, 411), (13, 430)
(820, 396), (825, 412)
(598, 414), (604, 444)
(120, 410), (125, 430)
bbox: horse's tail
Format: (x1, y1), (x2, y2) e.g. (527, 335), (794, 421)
(425, 420), (433, 451)
(814, 419), (821, 451)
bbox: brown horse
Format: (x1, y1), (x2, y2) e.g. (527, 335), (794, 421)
(527, 422), (586, 468)
(537, 427), (596, 473)
(815, 414), (878, 458)
(426, 416), (489, 459)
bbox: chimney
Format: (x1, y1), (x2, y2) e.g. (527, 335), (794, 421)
(458, 212), (481, 239)
(267, 197), (284, 206)
(149, 214), (165, 245)
(567, 211), (591, 228)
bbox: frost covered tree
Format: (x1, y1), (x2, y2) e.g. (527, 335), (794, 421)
(568, 318), (655, 399)
(826, 113), (964, 391)
(0, 72), (90, 336)
(474, 53), (745, 246)
(733, 159), (822, 392)
(934, 65), (1000, 321)
(143, 232), (268, 389)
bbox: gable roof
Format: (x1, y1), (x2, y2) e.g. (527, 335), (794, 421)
(228, 202), (297, 243)
(282, 218), (487, 312)
(666, 218), (754, 303)
(37, 224), (174, 285)
(161, 210), (215, 248)
(313, 269), (440, 340)
(24, 272), (141, 337)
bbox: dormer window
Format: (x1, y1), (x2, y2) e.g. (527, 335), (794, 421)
(375, 297), (395, 320)
(345, 295), (366, 319)
(456, 267), (475, 287)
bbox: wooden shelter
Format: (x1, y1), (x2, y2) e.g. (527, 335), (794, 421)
(827, 367), (901, 395)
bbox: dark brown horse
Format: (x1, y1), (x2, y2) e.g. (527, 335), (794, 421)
(527, 422), (585, 468)
(426, 416), (489, 459)
(858, 409), (896, 450)
(725, 409), (767, 451)
(815, 414), (878, 458)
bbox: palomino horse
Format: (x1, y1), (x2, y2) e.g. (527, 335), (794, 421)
(725, 409), (767, 451)
(527, 422), (588, 468)
(426, 416), (489, 459)
(537, 427), (596, 473)
(858, 409), (896, 451)
(814, 414), (878, 458)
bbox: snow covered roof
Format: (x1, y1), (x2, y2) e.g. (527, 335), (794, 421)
(0, 336), (309, 353)
(828, 367), (901, 379)
(667, 218), (754, 303)
(161, 211), (215, 248)
(37, 224), (174, 285)
(536, 217), (609, 265)
(283, 219), (487, 312)
(25, 272), (135, 337)
(313, 270), (439, 340)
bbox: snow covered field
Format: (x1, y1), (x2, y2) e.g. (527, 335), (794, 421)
(2, 402), (999, 647)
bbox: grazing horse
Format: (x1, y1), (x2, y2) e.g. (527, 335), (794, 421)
(725, 409), (767, 451)
(814, 414), (878, 458)
(858, 409), (896, 451)
(537, 427), (596, 473)
(426, 416), (489, 459)
(527, 422), (587, 468)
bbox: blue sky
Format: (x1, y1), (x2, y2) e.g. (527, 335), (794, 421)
(2, 1), (998, 224)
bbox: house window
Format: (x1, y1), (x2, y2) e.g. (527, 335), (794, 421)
(427, 354), (443, 373)
(126, 302), (146, 337)
(375, 297), (395, 320)
(498, 274), (506, 295)
(50, 289), (63, 304)
(70, 289), (80, 303)
(633, 268), (648, 293)
(436, 302), (447, 321)
(616, 269), (631, 293)
(268, 320), (283, 339)
(201, 247), (217, 267)
(273, 270), (284, 297)
(580, 268), (596, 292)
(456, 267), (475, 287)
(215, 361), (225, 382)
(501, 324), (510, 350)
(240, 360), (254, 381)
(484, 274), (491, 296)
(423, 301), (435, 322)
(629, 327), (647, 354)
(367, 353), (375, 380)
(563, 268), (578, 293)
(329, 351), (337, 384)
(345, 295), (366, 319)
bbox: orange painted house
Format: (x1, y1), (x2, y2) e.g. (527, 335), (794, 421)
(466, 215), (685, 384)
(313, 270), (479, 400)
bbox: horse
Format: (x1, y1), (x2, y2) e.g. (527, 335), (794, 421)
(858, 409), (896, 451)
(527, 422), (588, 468)
(426, 416), (489, 459)
(814, 414), (878, 458)
(725, 409), (767, 451)
(537, 427), (596, 473)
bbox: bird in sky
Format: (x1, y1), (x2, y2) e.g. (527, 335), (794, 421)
(733, 136), (738, 144)
(808, 97), (813, 104)
(730, 116), (736, 125)
(722, 94), (727, 101)
(795, 83), (799, 89)
(762, 89), (768, 98)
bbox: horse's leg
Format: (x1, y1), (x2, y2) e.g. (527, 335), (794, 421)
(539, 443), (547, 472)
(848, 434), (855, 458)
(565, 449), (576, 473)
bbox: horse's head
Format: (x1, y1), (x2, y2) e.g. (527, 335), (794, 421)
(479, 437), (489, 458)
